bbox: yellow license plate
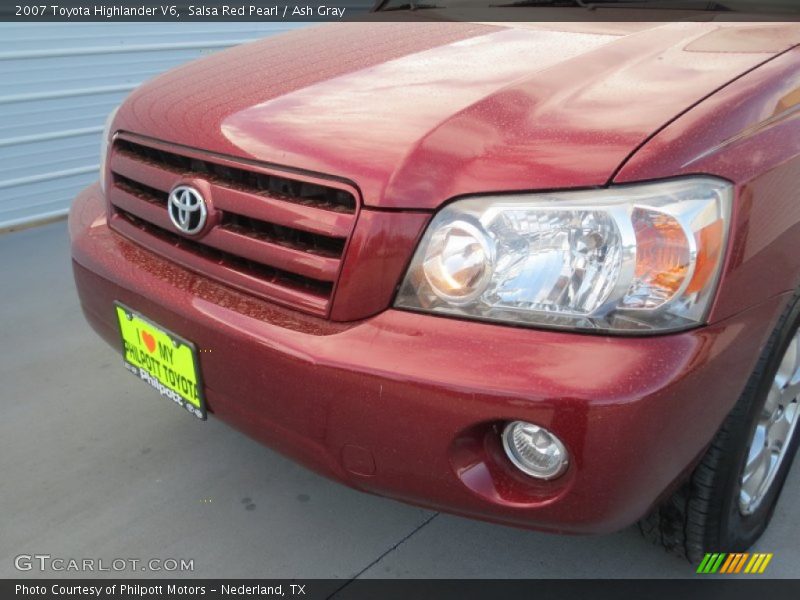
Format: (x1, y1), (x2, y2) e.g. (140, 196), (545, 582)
(115, 302), (206, 420)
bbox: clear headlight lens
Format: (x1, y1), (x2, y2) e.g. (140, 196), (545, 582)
(422, 220), (495, 304)
(99, 105), (119, 194)
(395, 177), (732, 333)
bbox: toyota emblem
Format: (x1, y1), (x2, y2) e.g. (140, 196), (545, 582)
(167, 185), (207, 235)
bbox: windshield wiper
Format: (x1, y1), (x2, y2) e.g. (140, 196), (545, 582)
(586, 0), (728, 7)
(491, 1), (589, 6)
(377, 2), (441, 10)
(492, 0), (728, 7)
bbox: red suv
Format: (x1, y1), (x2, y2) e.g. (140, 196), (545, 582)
(70, 19), (800, 562)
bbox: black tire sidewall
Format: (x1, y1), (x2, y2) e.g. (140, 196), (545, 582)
(716, 296), (800, 550)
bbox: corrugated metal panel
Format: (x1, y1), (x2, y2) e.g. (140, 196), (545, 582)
(0, 22), (311, 230)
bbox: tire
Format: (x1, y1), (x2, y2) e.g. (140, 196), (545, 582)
(639, 292), (800, 563)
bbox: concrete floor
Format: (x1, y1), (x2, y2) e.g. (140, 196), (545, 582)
(1, 221), (798, 579)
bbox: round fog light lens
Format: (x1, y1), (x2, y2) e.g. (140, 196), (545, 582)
(502, 421), (569, 479)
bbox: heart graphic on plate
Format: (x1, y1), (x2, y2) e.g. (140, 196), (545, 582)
(141, 330), (157, 354)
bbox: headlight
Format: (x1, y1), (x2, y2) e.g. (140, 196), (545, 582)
(99, 105), (119, 193)
(395, 177), (732, 334)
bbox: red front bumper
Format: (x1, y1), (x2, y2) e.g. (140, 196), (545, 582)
(70, 183), (787, 534)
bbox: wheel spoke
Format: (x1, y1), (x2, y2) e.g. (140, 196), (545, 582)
(768, 412), (792, 451)
(762, 382), (782, 419)
(747, 425), (766, 461)
(783, 378), (800, 404)
(741, 445), (771, 505)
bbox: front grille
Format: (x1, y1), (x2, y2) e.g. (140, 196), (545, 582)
(115, 138), (356, 213)
(116, 209), (334, 298)
(106, 133), (359, 317)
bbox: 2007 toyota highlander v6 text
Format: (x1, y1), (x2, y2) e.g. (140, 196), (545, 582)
(69, 15), (800, 562)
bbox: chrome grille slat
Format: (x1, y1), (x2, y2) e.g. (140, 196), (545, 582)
(113, 211), (333, 313)
(115, 139), (356, 213)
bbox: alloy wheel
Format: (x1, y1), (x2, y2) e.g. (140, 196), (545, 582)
(739, 330), (800, 515)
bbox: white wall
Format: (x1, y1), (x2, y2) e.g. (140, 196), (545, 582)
(0, 22), (309, 229)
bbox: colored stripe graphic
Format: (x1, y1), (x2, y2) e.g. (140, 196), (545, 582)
(720, 554), (737, 574)
(711, 553), (726, 573)
(734, 553), (749, 573)
(697, 554), (713, 574)
(697, 552), (772, 574)
(745, 554), (759, 573)
(758, 554), (773, 573)
(697, 553), (726, 573)
(751, 554), (766, 573)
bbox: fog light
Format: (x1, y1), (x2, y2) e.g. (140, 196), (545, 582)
(502, 421), (569, 479)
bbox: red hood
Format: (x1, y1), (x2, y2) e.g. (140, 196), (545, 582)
(115, 21), (800, 209)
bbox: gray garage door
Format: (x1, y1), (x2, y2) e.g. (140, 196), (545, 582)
(0, 22), (309, 230)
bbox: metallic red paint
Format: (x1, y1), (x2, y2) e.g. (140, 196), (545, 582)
(70, 22), (800, 532)
(71, 184), (789, 532)
(615, 47), (800, 325)
(329, 209), (431, 321)
(112, 22), (800, 208)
